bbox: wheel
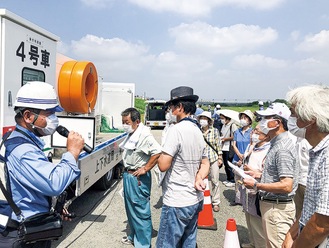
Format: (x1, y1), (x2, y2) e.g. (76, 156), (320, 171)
(94, 168), (114, 190)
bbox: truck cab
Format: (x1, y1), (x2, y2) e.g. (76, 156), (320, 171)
(144, 100), (167, 129)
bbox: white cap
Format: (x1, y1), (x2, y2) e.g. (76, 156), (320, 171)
(258, 101), (263, 105)
(14, 81), (63, 112)
(256, 102), (290, 120)
(216, 104), (221, 109)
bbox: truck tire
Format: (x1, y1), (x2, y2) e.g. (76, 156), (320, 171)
(94, 168), (114, 190)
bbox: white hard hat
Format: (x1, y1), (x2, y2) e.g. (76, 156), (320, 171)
(216, 104), (221, 109)
(258, 101), (264, 105)
(14, 81), (63, 112)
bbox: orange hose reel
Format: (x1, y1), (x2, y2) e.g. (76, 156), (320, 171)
(58, 61), (98, 113)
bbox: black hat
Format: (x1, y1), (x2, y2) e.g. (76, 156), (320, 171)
(165, 86), (199, 106)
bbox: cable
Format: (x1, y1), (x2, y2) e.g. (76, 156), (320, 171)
(62, 179), (121, 247)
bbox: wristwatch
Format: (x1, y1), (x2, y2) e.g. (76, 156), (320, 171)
(253, 181), (258, 191)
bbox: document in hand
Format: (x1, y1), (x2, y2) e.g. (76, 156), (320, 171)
(228, 161), (256, 182)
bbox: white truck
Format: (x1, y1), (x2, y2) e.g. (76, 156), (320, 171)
(0, 9), (134, 202)
(144, 99), (167, 129)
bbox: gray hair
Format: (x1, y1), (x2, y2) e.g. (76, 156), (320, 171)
(286, 84), (329, 133)
(121, 107), (140, 122)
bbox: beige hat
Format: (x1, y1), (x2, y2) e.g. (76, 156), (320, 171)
(197, 111), (213, 125)
(239, 110), (254, 123)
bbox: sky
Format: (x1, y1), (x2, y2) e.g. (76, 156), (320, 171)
(1, 0), (329, 103)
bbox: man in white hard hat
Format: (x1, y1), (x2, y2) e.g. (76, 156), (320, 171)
(0, 81), (85, 247)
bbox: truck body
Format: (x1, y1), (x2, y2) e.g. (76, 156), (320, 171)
(144, 100), (167, 129)
(0, 9), (133, 201)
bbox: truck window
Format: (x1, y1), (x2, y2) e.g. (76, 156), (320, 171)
(22, 67), (45, 86)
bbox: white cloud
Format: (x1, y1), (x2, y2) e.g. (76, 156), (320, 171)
(233, 54), (288, 69)
(296, 30), (329, 52)
(169, 22), (278, 54)
(66, 35), (155, 83)
(128, 0), (285, 17)
(80, 0), (115, 9)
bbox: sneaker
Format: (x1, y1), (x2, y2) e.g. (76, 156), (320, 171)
(222, 180), (229, 185)
(241, 243), (255, 248)
(121, 237), (134, 245)
(213, 205), (220, 212)
(225, 182), (235, 187)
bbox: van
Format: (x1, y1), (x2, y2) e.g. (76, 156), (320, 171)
(144, 100), (167, 129)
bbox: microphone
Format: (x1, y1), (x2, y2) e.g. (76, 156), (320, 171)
(56, 125), (93, 154)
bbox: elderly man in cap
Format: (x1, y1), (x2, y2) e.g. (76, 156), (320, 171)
(156, 86), (210, 248)
(243, 102), (298, 248)
(283, 85), (329, 248)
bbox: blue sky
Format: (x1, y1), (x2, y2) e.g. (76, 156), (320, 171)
(1, 0), (329, 102)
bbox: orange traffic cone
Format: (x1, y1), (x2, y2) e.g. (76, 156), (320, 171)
(223, 218), (240, 248)
(197, 177), (217, 230)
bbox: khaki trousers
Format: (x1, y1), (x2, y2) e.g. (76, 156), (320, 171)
(260, 200), (295, 248)
(245, 212), (266, 248)
(208, 160), (221, 205)
(294, 184), (306, 219)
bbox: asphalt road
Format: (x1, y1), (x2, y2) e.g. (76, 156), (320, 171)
(52, 129), (249, 248)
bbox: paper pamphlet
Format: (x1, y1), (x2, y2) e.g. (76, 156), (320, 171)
(228, 161), (256, 182)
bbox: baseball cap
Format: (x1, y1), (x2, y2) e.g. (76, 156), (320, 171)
(256, 102), (290, 120)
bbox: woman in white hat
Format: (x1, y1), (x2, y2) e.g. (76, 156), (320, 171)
(231, 110), (254, 206)
(197, 111), (223, 212)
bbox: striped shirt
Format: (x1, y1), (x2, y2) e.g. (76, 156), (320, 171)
(203, 127), (222, 164)
(299, 134), (329, 247)
(260, 131), (298, 199)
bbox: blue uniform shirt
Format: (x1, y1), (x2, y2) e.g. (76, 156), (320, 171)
(5, 125), (81, 221)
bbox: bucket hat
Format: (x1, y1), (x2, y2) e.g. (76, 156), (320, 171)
(197, 111), (213, 125)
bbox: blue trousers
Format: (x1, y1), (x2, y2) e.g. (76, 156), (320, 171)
(123, 171), (152, 248)
(156, 201), (203, 248)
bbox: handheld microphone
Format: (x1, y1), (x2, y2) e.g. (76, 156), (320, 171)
(56, 125), (93, 154)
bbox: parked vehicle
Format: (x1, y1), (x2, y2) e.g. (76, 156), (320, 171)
(144, 100), (167, 129)
(0, 9), (134, 203)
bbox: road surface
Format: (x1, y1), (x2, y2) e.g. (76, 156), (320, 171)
(52, 129), (249, 248)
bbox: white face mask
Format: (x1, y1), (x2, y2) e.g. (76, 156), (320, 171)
(288, 116), (312, 139)
(168, 109), (177, 123)
(251, 133), (260, 144)
(33, 114), (59, 135)
(220, 119), (226, 125)
(165, 112), (171, 122)
(123, 124), (134, 133)
(240, 119), (249, 127)
(199, 119), (208, 127)
(259, 118), (277, 135)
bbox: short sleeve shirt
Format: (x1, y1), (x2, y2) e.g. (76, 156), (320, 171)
(260, 131), (298, 199)
(162, 119), (206, 207)
(300, 134), (329, 247)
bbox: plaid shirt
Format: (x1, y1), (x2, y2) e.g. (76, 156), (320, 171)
(300, 134), (329, 246)
(203, 127), (222, 164)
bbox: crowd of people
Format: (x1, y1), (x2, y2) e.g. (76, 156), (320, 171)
(1, 83), (329, 248)
(120, 85), (329, 248)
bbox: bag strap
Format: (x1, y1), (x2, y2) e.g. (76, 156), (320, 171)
(0, 130), (36, 221)
(203, 136), (219, 155)
(0, 131), (24, 220)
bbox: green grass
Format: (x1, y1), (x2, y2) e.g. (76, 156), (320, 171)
(135, 98), (146, 114)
